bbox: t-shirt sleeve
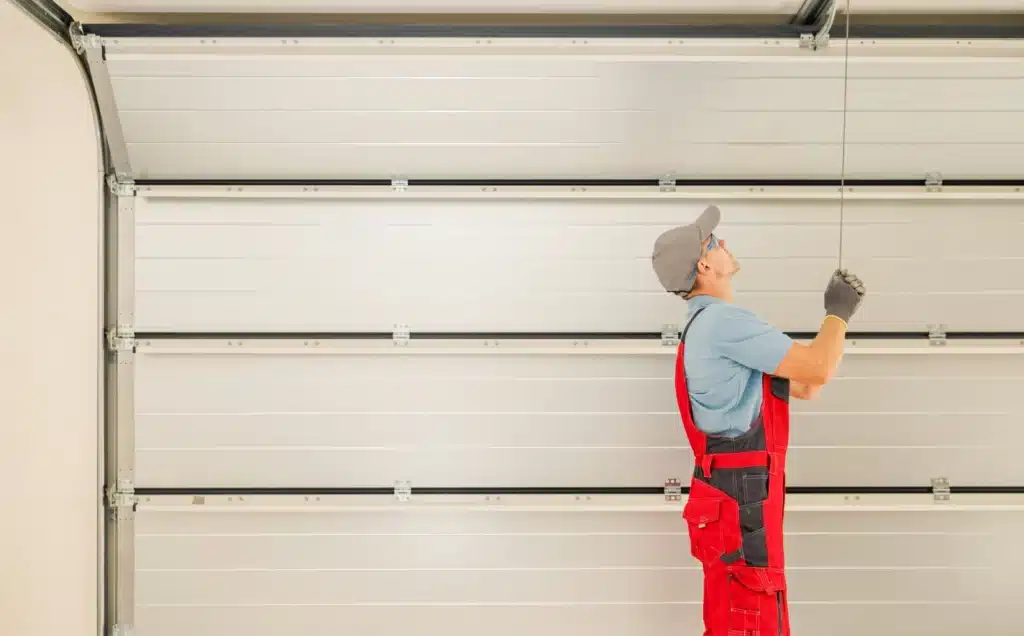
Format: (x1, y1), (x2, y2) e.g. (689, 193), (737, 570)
(707, 306), (794, 374)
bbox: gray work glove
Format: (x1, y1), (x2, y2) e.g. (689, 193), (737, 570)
(824, 268), (866, 324)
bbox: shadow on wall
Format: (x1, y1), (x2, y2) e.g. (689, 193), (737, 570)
(0, 3), (102, 636)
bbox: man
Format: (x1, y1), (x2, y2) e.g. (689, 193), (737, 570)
(650, 204), (866, 636)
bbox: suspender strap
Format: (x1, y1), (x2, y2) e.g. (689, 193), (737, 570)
(681, 305), (709, 345)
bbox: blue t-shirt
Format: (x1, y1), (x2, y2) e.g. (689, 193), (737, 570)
(681, 295), (794, 438)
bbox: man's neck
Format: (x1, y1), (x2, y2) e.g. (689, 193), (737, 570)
(689, 290), (730, 303)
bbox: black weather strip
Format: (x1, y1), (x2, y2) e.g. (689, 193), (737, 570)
(134, 177), (1024, 188)
(131, 330), (1024, 341)
(134, 485), (1024, 497)
(80, 21), (1024, 40)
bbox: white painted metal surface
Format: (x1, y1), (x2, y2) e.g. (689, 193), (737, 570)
(100, 38), (1024, 180)
(133, 338), (1024, 489)
(133, 188), (1024, 333)
(132, 493), (1024, 636)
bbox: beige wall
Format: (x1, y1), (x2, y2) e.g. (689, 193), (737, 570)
(0, 3), (102, 636)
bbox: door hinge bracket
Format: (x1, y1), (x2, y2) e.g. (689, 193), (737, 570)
(391, 178), (409, 192)
(392, 324), (410, 346)
(394, 481), (412, 502)
(106, 325), (136, 353)
(105, 480), (137, 512)
(106, 174), (137, 197)
(931, 477), (951, 502)
(661, 324), (681, 347)
(70, 22), (103, 55)
(928, 324), (947, 346)
(664, 478), (683, 502)
(925, 171), (943, 192)
(658, 175), (677, 192)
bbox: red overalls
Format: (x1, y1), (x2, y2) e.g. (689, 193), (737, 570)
(674, 306), (792, 636)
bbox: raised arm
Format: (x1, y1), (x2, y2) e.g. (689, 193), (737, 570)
(772, 269), (867, 391)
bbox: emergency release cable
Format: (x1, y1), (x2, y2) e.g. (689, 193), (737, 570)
(834, 0), (852, 268)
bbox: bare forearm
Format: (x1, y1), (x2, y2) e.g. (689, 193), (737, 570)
(774, 315), (848, 386)
(807, 314), (848, 383)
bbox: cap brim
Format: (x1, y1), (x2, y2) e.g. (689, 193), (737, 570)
(695, 204), (721, 240)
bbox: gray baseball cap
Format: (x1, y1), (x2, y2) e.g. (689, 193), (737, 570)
(651, 204), (721, 295)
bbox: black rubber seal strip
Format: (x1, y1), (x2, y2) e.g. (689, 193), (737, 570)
(134, 486), (664, 496)
(132, 330), (1024, 341)
(134, 331), (657, 341)
(82, 22), (1024, 40)
(134, 485), (1024, 496)
(84, 23), (815, 39)
(135, 177), (945, 188)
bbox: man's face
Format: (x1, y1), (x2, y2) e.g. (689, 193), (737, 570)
(701, 233), (740, 282)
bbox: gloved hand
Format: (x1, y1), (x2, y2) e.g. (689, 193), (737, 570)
(824, 268), (866, 325)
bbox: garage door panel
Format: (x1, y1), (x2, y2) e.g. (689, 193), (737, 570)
(103, 42), (1024, 179)
(134, 346), (1022, 488)
(845, 144), (1024, 179)
(135, 603), (1002, 636)
(137, 567), (990, 605)
(121, 110), (844, 146)
(136, 448), (688, 489)
(133, 192), (1024, 333)
(135, 194), (843, 332)
(133, 504), (1020, 636)
(135, 519), (993, 571)
(137, 568), (691, 605)
(840, 198), (1024, 331)
(136, 254), (835, 296)
(128, 141), (845, 181)
(846, 112), (1024, 145)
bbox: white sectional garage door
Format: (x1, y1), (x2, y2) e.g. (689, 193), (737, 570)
(85, 22), (1024, 636)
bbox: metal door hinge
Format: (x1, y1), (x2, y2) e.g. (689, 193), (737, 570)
(658, 175), (677, 192)
(664, 478), (683, 502)
(925, 172), (943, 192)
(392, 324), (410, 346)
(928, 324), (947, 346)
(931, 477), (951, 502)
(106, 480), (137, 510)
(661, 324), (681, 347)
(106, 325), (136, 353)
(394, 481), (412, 502)
(391, 178), (409, 192)
(106, 174), (136, 197)
(110, 624), (134, 636)
(799, 32), (830, 50)
(69, 23), (103, 54)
